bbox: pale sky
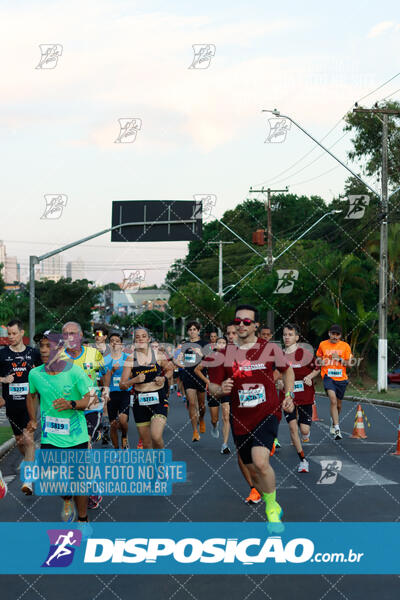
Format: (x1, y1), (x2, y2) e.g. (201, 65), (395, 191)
(1, 0), (399, 286)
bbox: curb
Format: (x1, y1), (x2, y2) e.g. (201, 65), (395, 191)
(0, 436), (16, 459)
(345, 395), (400, 409)
(316, 391), (400, 409)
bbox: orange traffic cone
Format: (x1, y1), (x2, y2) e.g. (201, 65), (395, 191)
(312, 401), (321, 422)
(351, 404), (367, 439)
(391, 416), (400, 456)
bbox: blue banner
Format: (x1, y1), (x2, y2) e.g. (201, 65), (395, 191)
(0, 523), (398, 574)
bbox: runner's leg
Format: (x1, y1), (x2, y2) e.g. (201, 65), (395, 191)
(150, 415), (167, 449)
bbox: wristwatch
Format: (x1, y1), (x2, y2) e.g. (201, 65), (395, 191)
(285, 391), (295, 400)
(70, 400), (77, 410)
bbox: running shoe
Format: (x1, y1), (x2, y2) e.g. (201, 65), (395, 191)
(266, 501), (283, 523)
(245, 487), (261, 504)
(199, 420), (206, 434)
(61, 498), (76, 522)
(88, 495), (103, 510)
(21, 481), (33, 496)
(137, 438), (144, 449)
(274, 438), (281, 449)
(220, 443), (231, 455)
(297, 459), (309, 473)
(192, 430), (200, 442)
(0, 470), (7, 499)
(334, 428), (342, 440)
(210, 423), (219, 439)
(121, 437), (129, 449)
(329, 419), (335, 435)
(266, 502), (284, 534)
(301, 436), (310, 443)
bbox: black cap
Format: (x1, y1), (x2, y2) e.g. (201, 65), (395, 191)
(329, 324), (342, 334)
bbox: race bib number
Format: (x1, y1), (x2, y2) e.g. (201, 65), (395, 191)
(9, 383), (29, 396)
(328, 368), (342, 378)
(238, 385), (266, 408)
(138, 392), (159, 406)
(294, 380), (304, 392)
(185, 353), (196, 364)
(112, 377), (121, 388)
(44, 416), (70, 435)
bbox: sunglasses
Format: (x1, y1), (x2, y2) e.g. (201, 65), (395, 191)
(233, 318), (255, 326)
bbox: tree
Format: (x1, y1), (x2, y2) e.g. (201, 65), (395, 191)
(33, 278), (102, 335)
(344, 101), (400, 188)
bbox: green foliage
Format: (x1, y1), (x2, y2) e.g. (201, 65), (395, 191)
(344, 101), (400, 187)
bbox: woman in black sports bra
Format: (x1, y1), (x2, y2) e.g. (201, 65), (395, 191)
(120, 327), (173, 449)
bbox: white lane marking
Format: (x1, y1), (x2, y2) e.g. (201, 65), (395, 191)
(311, 456), (398, 486)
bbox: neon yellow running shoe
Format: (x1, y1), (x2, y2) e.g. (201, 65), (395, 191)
(266, 501), (284, 534)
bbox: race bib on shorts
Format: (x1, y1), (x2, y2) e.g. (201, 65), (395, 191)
(138, 392), (159, 406)
(9, 383), (29, 396)
(112, 377), (121, 388)
(238, 385), (266, 408)
(184, 353), (196, 364)
(294, 380), (304, 392)
(44, 416), (70, 435)
(328, 368), (342, 378)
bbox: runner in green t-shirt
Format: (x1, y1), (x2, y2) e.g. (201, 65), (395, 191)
(26, 331), (92, 523)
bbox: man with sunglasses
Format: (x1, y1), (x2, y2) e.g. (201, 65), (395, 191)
(209, 305), (295, 527)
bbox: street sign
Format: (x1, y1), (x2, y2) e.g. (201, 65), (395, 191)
(111, 201), (202, 242)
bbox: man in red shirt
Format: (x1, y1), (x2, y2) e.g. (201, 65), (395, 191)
(209, 304), (295, 526)
(277, 323), (320, 473)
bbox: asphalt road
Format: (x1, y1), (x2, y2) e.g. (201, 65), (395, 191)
(1, 392), (400, 599)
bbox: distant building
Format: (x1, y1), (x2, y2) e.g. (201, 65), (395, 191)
(112, 289), (170, 315)
(66, 258), (85, 281)
(0, 241), (20, 283)
(40, 255), (63, 282)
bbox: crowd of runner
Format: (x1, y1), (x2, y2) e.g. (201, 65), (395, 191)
(0, 308), (353, 527)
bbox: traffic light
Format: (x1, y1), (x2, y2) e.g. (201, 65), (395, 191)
(252, 229), (265, 245)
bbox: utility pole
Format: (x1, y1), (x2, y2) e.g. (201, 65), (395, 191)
(263, 106), (400, 392)
(249, 186), (288, 333)
(249, 186), (289, 270)
(353, 106), (400, 391)
(207, 241), (234, 297)
(208, 241), (233, 335)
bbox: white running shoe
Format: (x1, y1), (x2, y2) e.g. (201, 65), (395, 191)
(297, 459), (309, 473)
(21, 481), (33, 495)
(211, 423), (219, 439)
(220, 443), (231, 454)
(334, 428), (342, 440)
(329, 419), (335, 435)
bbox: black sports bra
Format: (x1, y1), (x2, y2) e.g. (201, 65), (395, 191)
(130, 347), (163, 383)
